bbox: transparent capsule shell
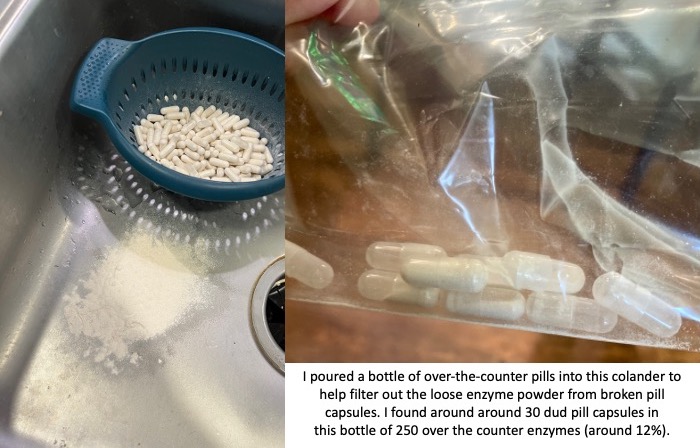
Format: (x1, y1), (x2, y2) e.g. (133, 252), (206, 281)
(503, 251), (585, 293)
(526, 291), (618, 333)
(592, 272), (681, 338)
(285, 240), (334, 289)
(400, 257), (487, 292)
(366, 242), (446, 271)
(446, 287), (525, 321)
(358, 269), (438, 307)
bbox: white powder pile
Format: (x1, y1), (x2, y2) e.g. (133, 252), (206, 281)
(63, 231), (211, 373)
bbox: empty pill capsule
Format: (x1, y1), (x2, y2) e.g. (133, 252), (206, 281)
(285, 240), (334, 289)
(358, 270), (438, 307)
(365, 242), (447, 271)
(502, 251), (585, 293)
(446, 287), (525, 321)
(592, 272), (681, 338)
(526, 292), (618, 333)
(400, 257), (487, 292)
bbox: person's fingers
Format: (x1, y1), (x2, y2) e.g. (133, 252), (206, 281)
(286, 0), (380, 26)
(286, 0), (339, 25)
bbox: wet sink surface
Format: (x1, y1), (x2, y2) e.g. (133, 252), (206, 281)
(0, 0), (284, 446)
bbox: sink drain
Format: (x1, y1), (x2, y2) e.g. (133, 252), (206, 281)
(266, 276), (285, 351)
(251, 257), (285, 373)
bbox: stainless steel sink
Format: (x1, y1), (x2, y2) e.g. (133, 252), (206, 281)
(0, 0), (284, 446)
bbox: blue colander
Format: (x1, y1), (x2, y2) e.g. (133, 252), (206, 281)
(70, 27), (284, 201)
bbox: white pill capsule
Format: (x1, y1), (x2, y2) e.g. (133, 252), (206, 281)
(218, 153), (240, 164)
(221, 140), (240, 153)
(201, 105), (216, 118)
(160, 105), (180, 115)
(184, 148), (201, 161)
(147, 114), (164, 122)
(232, 118), (250, 130)
(185, 140), (204, 153)
(358, 270), (438, 307)
(165, 112), (185, 120)
(195, 127), (213, 138)
(285, 240), (334, 289)
(209, 157), (229, 168)
(446, 288), (525, 321)
(223, 115), (239, 130)
(241, 127), (260, 138)
(195, 119), (212, 130)
(526, 292), (618, 333)
(134, 126), (145, 145)
(366, 242), (447, 271)
(160, 142), (176, 159)
(503, 251), (585, 293)
(233, 136), (253, 151)
(161, 121), (172, 138)
(592, 272), (681, 338)
(153, 123), (162, 144)
(212, 117), (224, 133)
(224, 167), (240, 182)
(241, 147), (252, 163)
(181, 121), (197, 134)
(401, 257), (487, 292)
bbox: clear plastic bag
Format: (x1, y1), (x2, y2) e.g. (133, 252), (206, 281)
(286, 0), (700, 350)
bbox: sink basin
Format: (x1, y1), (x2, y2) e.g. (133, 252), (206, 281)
(0, 0), (284, 446)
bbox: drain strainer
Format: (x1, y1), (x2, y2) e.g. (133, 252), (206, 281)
(251, 257), (285, 373)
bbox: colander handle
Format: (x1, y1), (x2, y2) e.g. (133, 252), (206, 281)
(70, 38), (132, 120)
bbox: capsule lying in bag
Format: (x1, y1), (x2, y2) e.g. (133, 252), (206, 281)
(446, 287), (525, 321)
(460, 251), (585, 293)
(366, 241), (447, 271)
(400, 257), (488, 292)
(526, 291), (618, 333)
(592, 272), (681, 338)
(286, 240), (334, 289)
(357, 269), (439, 307)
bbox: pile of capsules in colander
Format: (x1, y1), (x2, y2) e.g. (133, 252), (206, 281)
(354, 242), (682, 339)
(133, 104), (275, 183)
